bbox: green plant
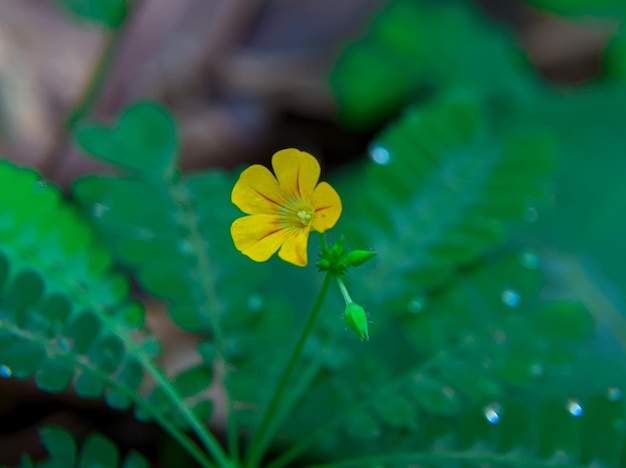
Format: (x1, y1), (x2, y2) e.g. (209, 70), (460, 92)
(3, 0), (626, 466)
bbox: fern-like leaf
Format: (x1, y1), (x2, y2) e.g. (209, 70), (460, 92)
(268, 249), (623, 467)
(341, 90), (556, 309)
(19, 425), (149, 468)
(0, 160), (214, 449)
(72, 103), (260, 339)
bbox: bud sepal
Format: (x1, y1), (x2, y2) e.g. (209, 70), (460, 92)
(316, 236), (376, 277)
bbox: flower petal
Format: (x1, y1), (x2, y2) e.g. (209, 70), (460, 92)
(231, 214), (288, 262)
(278, 229), (310, 267)
(232, 165), (284, 215)
(272, 149), (321, 199)
(311, 181), (342, 233)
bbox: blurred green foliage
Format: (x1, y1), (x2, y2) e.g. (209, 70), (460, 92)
(523, 0), (626, 17)
(330, 0), (538, 129)
(20, 426), (149, 468)
(54, 0), (128, 28)
(3, 0), (626, 466)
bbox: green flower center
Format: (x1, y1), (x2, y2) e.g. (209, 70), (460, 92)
(279, 196), (314, 230)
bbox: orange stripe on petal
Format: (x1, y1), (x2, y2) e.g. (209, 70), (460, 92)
(272, 149), (320, 199)
(232, 165), (284, 215)
(311, 182), (342, 233)
(231, 214), (288, 262)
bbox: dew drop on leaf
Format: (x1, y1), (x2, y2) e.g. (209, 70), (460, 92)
(33, 180), (50, 195)
(501, 288), (521, 308)
(247, 294), (263, 313)
(92, 203), (110, 218)
(566, 399), (583, 417)
(520, 249), (541, 270)
(530, 362), (544, 377)
(369, 146), (391, 165)
(407, 295), (426, 314)
(483, 402), (501, 424)
(0, 364), (12, 378)
(607, 387), (623, 402)
(57, 337), (70, 351)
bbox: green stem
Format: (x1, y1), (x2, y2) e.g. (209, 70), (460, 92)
(319, 232), (329, 251)
(335, 276), (353, 305)
(266, 351), (452, 468)
(2, 320), (215, 468)
(227, 392), (240, 464)
(168, 173), (241, 462)
(131, 340), (233, 468)
(244, 272), (333, 468)
(41, 28), (123, 175)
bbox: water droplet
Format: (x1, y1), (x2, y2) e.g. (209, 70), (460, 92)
(92, 203), (110, 218)
(370, 146), (391, 165)
(524, 206), (539, 222)
(608, 387), (623, 402)
(501, 288), (521, 308)
(520, 250), (541, 270)
(0, 364), (12, 378)
(567, 399), (583, 417)
(247, 294), (263, 313)
(33, 180), (49, 195)
(530, 362), (544, 377)
(407, 295), (426, 314)
(483, 403), (501, 424)
(56, 338), (70, 351)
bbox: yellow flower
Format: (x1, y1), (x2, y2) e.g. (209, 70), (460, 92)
(230, 148), (342, 267)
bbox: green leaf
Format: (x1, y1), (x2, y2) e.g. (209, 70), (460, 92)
(538, 399), (584, 461)
(0, 163), (212, 466)
(532, 301), (596, 340)
(34, 426), (150, 468)
(54, 0), (128, 29)
(342, 91), (556, 307)
(79, 433), (120, 468)
(36, 358), (75, 393)
(64, 313), (102, 354)
(174, 366), (213, 399)
(330, 0), (537, 128)
(122, 451), (150, 468)
(0, 336), (45, 379)
(38, 426), (77, 468)
(89, 335), (124, 373)
(19, 455), (35, 468)
(73, 120), (265, 337)
(523, 0), (626, 17)
(76, 102), (177, 174)
(105, 387), (132, 411)
(373, 395), (418, 430)
(75, 372), (106, 399)
(605, 31), (626, 80)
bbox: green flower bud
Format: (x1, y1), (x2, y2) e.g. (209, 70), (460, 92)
(345, 303), (369, 341)
(345, 250), (376, 267)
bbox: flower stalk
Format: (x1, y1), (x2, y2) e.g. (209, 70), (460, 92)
(245, 272), (333, 468)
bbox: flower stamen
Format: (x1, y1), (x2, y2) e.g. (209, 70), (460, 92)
(297, 210), (312, 225)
